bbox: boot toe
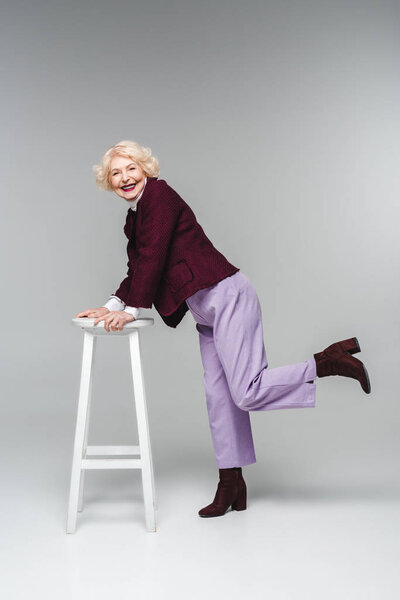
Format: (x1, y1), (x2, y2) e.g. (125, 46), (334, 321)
(361, 362), (371, 394)
(198, 504), (225, 517)
(345, 354), (371, 394)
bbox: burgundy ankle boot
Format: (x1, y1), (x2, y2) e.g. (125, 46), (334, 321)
(314, 336), (371, 394)
(198, 467), (247, 517)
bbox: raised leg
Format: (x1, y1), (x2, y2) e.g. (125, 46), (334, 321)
(129, 330), (157, 532)
(67, 331), (95, 533)
(213, 279), (317, 411)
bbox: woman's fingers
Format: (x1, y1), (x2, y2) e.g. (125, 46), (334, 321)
(94, 311), (135, 332)
(116, 316), (135, 331)
(93, 315), (106, 325)
(94, 313), (114, 331)
(75, 307), (110, 319)
(75, 309), (97, 318)
(110, 316), (121, 331)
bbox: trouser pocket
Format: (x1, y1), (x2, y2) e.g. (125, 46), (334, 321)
(186, 297), (206, 320)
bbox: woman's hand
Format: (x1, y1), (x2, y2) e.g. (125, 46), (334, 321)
(93, 310), (135, 332)
(74, 307), (110, 319)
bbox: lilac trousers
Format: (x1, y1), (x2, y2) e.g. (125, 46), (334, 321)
(185, 271), (317, 469)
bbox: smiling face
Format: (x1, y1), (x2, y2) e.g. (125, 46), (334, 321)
(109, 155), (147, 201)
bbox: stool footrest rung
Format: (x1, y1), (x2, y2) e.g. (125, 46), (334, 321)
(81, 458), (142, 470)
(85, 445), (140, 456)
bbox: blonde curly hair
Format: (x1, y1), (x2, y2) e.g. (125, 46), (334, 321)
(93, 140), (160, 191)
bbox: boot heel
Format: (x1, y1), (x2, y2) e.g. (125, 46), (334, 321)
(339, 337), (360, 355)
(232, 486), (247, 511)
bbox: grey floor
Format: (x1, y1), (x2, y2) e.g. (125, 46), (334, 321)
(3, 355), (399, 599)
(3, 457), (400, 599)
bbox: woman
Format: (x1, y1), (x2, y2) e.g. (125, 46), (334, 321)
(75, 140), (371, 518)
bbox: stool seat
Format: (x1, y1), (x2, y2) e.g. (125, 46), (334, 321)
(71, 317), (154, 335)
(67, 316), (157, 533)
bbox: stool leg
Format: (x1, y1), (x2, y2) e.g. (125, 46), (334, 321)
(78, 336), (97, 512)
(67, 331), (95, 533)
(129, 330), (157, 532)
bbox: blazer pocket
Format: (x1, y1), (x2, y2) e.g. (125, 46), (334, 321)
(164, 259), (194, 292)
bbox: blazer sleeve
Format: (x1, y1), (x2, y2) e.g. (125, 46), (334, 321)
(113, 259), (133, 303)
(124, 185), (180, 308)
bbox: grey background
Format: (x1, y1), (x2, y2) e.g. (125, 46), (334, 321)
(2, 0), (399, 490)
(1, 0), (400, 596)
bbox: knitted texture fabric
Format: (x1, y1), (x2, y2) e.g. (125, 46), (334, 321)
(113, 177), (239, 328)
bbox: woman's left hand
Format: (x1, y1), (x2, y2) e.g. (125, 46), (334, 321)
(93, 310), (135, 332)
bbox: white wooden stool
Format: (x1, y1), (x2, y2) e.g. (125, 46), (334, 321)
(67, 317), (157, 533)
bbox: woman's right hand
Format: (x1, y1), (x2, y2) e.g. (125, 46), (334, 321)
(74, 307), (110, 319)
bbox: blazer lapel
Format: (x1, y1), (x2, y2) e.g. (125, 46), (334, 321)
(124, 209), (137, 239)
(123, 176), (158, 240)
(134, 176), (158, 237)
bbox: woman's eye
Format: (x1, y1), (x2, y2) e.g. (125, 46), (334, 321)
(129, 167), (135, 170)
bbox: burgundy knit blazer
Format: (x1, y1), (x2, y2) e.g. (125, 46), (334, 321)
(113, 176), (240, 328)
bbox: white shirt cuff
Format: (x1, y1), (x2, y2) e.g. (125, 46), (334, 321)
(123, 306), (141, 319)
(102, 296), (126, 312)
